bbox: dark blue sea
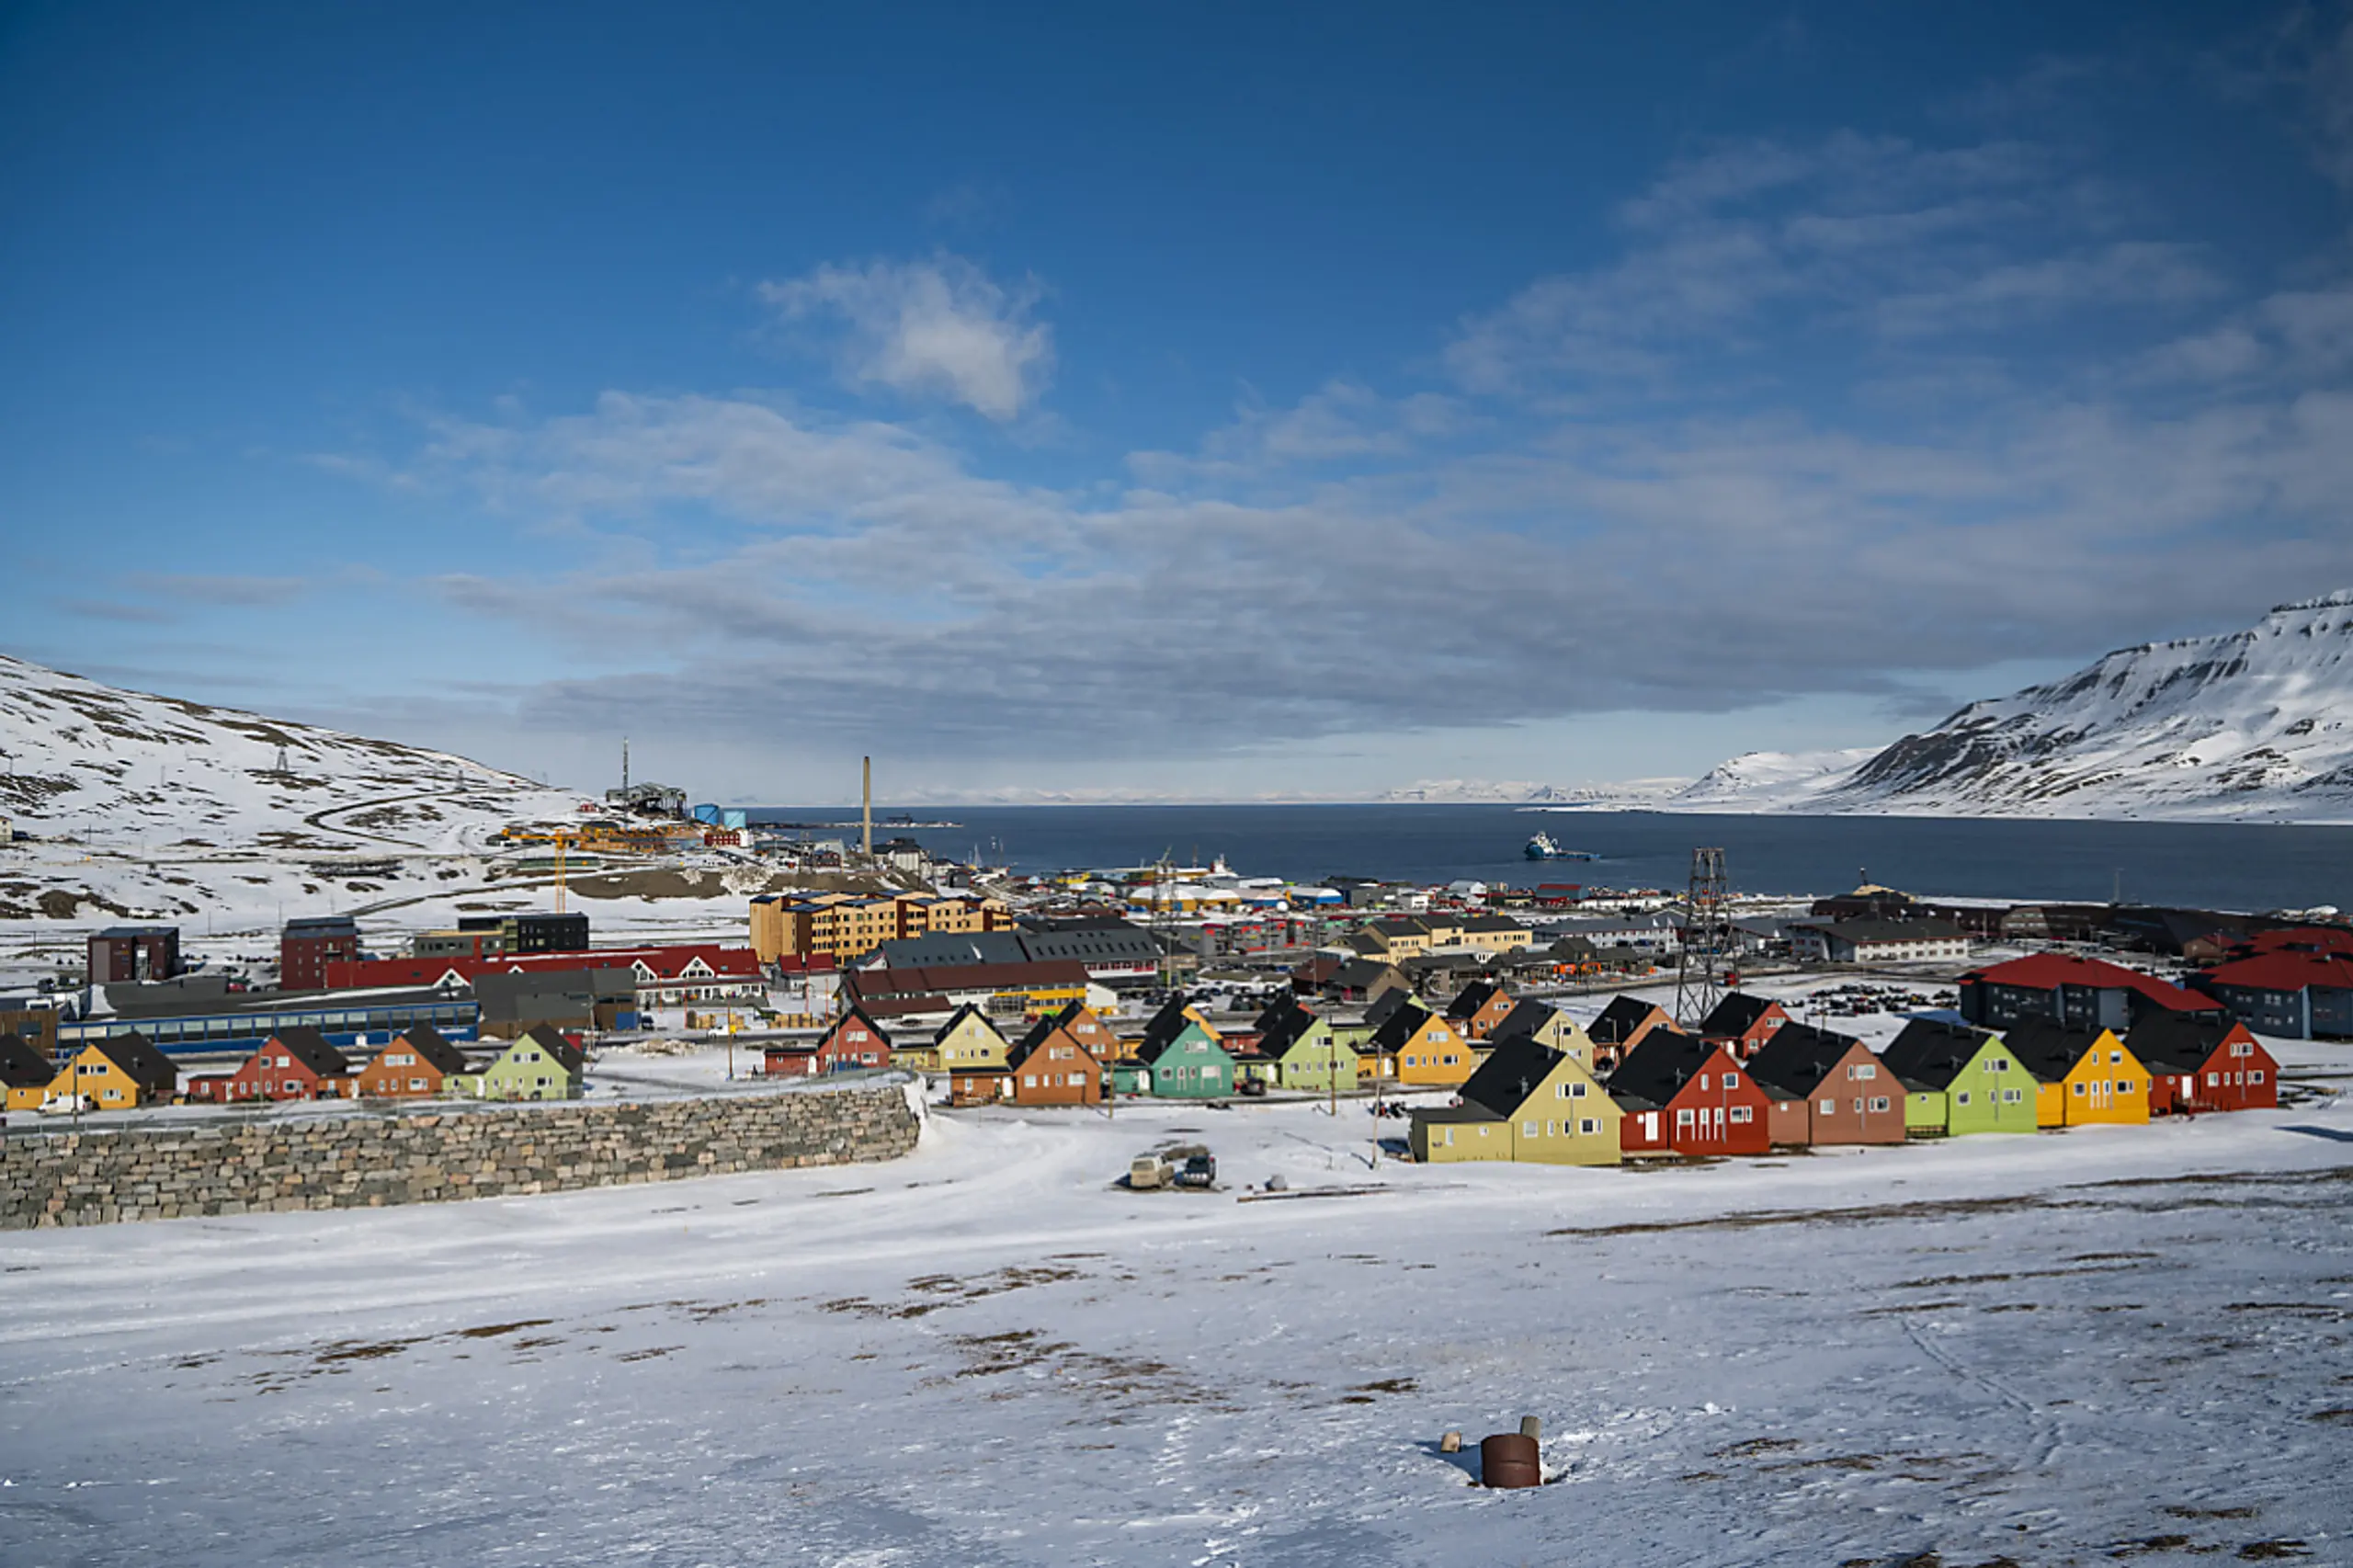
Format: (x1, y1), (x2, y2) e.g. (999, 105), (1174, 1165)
(746, 805), (2353, 914)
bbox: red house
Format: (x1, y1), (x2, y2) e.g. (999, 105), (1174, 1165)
(1744, 1022), (1905, 1146)
(2125, 1014), (2279, 1115)
(767, 1007), (893, 1077)
(1608, 1030), (1770, 1157)
(192, 1027), (354, 1102)
(1698, 992), (1789, 1062)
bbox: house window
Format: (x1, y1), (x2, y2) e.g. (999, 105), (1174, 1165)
(408, 1076), (427, 1091)
(1571, 1081), (1586, 1098)
(1854, 1063), (1876, 1080)
(1957, 1092), (1972, 1106)
(2250, 1070), (2265, 1084)
(1729, 1106), (1752, 1123)
(1579, 1118), (1597, 1135)
(1870, 1096), (1889, 1112)
(1677, 1108), (1694, 1127)
(2073, 1083), (2086, 1096)
(1818, 1098), (1835, 1116)
(2109, 1051), (2122, 1063)
(284, 1080), (301, 1094)
(1523, 1121), (1538, 1138)
(1699, 1074), (1711, 1090)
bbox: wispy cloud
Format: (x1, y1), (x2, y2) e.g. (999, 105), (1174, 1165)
(759, 255), (1052, 422)
(130, 573), (310, 607)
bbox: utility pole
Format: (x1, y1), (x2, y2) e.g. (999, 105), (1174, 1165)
(861, 756), (872, 862)
(1673, 847), (1732, 1030)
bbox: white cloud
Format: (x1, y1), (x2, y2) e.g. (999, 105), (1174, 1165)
(759, 256), (1052, 421)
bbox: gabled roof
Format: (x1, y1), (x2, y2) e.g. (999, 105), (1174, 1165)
(1745, 1022), (1867, 1100)
(1999, 1017), (2115, 1083)
(1457, 1035), (1566, 1119)
(1606, 1028), (1719, 1110)
(1591, 994), (1667, 1044)
(1006, 1010), (1103, 1070)
(1699, 992), (1782, 1039)
(516, 1023), (586, 1073)
(1489, 998), (1561, 1045)
(1370, 1000), (1440, 1051)
(1458, 912), (1528, 935)
(1445, 980), (1504, 1021)
(1964, 953), (2220, 1011)
(2124, 1011), (2252, 1072)
(0, 1030), (53, 1088)
(386, 1025), (471, 1076)
(1881, 1018), (2001, 1091)
(261, 1026), (352, 1077)
(1252, 996), (1313, 1037)
(824, 1006), (895, 1050)
(1136, 1022), (1231, 1068)
(930, 1002), (1006, 1048)
(1257, 1003), (1326, 1057)
(1329, 956), (1404, 990)
(84, 1029), (177, 1089)
(1364, 988), (1416, 1029)
(1365, 915), (1431, 938)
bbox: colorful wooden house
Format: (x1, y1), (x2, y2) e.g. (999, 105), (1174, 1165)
(1487, 1000), (1596, 1065)
(1608, 1030), (1770, 1157)
(1744, 1023), (1904, 1146)
(1880, 1018), (2037, 1136)
(353, 1026), (472, 1098)
(1250, 1006), (1357, 1092)
(931, 1005), (1014, 1092)
(447, 1025), (584, 1101)
(1133, 1017), (1237, 1098)
(770, 1007), (894, 1077)
(52, 1031), (179, 1109)
(1370, 1002), (1474, 1086)
(1006, 1004), (1107, 1106)
(2002, 1017), (2150, 1128)
(1409, 1034), (1621, 1165)
(1698, 992), (1789, 1062)
(193, 1027), (354, 1103)
(1588, 995), (1676, 1071)
(1, 1031), (55, 1112)
(2125, 1014), (2278, 1115)
(1444, 979), (1518, 1041)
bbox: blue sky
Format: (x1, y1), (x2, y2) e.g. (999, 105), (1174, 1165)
(5, 1), (2351, 803)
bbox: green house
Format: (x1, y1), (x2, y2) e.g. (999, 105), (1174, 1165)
(1249, 1004), (1356, 1093)
(1135, 1018), (1237, 1098)
(448, 1025), (585, 1102)
(1881, 1018), (2035, 1136)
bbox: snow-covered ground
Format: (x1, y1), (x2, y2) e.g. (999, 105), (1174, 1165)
(4, 1063), (2349, 1567)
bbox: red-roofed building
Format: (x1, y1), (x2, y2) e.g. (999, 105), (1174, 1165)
(2192, 949), (2353, 1040)
(1959, 953), (2219, 1034)
(321, 945), (818, 1015)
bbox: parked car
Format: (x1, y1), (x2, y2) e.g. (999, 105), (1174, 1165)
(39, 1095), (93, 1117)
(1174, 1150), (1217, 1189)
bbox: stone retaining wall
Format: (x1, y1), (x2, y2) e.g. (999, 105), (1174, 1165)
(0, 1080), (923, 1229)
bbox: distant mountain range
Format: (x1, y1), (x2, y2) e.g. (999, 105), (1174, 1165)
(1399, 593), (2353, 824)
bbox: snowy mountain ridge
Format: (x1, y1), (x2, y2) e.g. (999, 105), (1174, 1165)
(1682, 593), (2353, 822)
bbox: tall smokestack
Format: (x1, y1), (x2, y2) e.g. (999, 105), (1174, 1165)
(862, 756), (872, 859)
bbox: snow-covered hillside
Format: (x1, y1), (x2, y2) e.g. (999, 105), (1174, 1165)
(1668, 747), (1880, 812)
(1672, 593), (2353, 823)
(0, 652), (579, 851)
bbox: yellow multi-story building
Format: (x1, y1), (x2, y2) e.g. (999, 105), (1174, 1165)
(750, 892), (1008, 964)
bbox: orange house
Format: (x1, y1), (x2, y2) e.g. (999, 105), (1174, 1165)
(353, 1026), (472, 1098)
(1588, 995), (1677, 1071)
(1007, 1002), (1108, 1106)
(1373, 1003), (1475, 1086)
(1444, 980), (1518, 1041)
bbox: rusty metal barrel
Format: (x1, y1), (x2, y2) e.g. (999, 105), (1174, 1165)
(1479, 1432), (1541, 1489)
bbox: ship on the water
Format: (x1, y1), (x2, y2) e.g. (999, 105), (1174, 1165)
(1525, 833), (1598, 861)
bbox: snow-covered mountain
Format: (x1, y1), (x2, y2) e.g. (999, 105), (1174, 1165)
(0, 653), (579, 850)
(1671, 748), (1881, 812)
(1377, 778), (1688, 806)
(1677, 593), (2353, 822)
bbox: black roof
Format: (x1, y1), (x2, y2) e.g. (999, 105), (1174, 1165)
(1591, 994), (1666, 1044)
(1370, 999), (1439, 1051)
(1489, 998), (1561, 1044)
(1364, 987), (1417, 1030)
(1330, 957), (1404, 990)
(0, 1030), (53, 1088)
(2001, 1017), (2113, 1083)
(2124, 1011), (2243, 1072)
(1881, 1018), (2000, 1091)
(1745, 1022), (1867, 1099)
(516, 1023), (586, 1073)
(388, 1025), (471, 1075)
(1445, 980), (1504, 1021)
(1458, 1035), (1566, 1119)
(1253, 995), (1313, 1037)
(1256, 1004), (1324, 1056)
(1605, 1028), (1715, 1109)
(1142, 996), (1198, 1051)
(1699, 992), (1780, 1038)
(263, 1025), (353, 1077)
(283, 915), (359, 937)
(86, 1029), (179, 1090)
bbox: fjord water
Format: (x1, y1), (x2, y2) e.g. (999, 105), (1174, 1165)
(755, 805), (2353, 912)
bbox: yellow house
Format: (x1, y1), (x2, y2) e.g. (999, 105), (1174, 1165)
(2004, 1019), (2151, 1128)
(1371, 1003), (1475, 1085)
(1488, 1001), (1598, 1067)
(1409, 1037), (1622, 1165)
(51, 1032), (180, 1110)
(931, 1005), (1014, 1074)
(2, 1031), (56, 1111)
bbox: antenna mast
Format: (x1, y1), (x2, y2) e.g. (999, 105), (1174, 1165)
(1673, 846), (1732, 1030)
